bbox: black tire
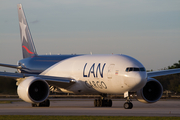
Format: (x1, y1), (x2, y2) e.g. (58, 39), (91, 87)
(32, 103), (37, 107)
(94, 99), (97, 107)
(102, 99), (106, 107)
(97, 99), (102, 107)
(124, 102), (130, 109)
(44, 99), (50, 107)
(39, 99), (50, 107)
(129, 102), (133, 109)
(124, 102), (133, 109)
(95, 99), (112, 107)
(107, 99), (112, 107)
(96, 99), (100, 107)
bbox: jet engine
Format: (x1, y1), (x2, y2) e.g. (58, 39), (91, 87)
(136, 78), (163, 103)
(17, 76), (49, 103)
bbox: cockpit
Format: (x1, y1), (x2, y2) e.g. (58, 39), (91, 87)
(125, 67), (146, 72)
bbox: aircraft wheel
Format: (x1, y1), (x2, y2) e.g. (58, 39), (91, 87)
(102, 99), (106, 107)
(94, 99), (112, 107)
(103, 99), (112, 107)
(96, 99), (102, 107)
(107, 99), (112, 107)
(94, 99), (97, 107)
(39, 99), (50, 107)
(32, 103), (37, 107)
(124, 102), (133, 109)
(32, 99), (50, 107)
(129, 102), (133, 109)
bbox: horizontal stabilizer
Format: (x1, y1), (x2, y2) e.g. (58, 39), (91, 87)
(0, 63), (22, 69)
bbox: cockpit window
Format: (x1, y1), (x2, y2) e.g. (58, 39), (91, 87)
(140, 67), (146, 71)
(125, 67), (146, 72)
(134, 68), (140, 71)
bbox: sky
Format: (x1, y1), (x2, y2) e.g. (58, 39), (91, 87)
(0, 0), (180, 72)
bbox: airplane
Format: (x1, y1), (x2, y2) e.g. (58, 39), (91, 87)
(0, 4), (180, 109)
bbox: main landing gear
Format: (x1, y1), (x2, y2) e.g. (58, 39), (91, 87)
(32, 99), (50, 107)
(94, 99), (112, 107)
(94, 94), (112, 107)
(123, 92), (133, 109)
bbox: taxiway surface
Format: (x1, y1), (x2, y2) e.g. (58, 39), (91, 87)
(0, 98), (179, 116)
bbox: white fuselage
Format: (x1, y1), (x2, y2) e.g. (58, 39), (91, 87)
(41, 54), (147, 94)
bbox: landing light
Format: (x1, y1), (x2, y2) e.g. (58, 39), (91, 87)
(70, 79), (76, 83)
(124, 75), (128, 77)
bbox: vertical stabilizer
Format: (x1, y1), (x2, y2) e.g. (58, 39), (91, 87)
(17, 4), (37, 58)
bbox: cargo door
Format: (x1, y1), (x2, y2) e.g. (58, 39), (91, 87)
(107, 64), (115, 79)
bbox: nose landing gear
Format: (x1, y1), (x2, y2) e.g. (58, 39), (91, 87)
(124, 101), (133, 109)
(124, 91), (133, 109)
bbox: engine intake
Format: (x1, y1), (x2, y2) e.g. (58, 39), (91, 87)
(17, 76), (49, 103)
(136, 78), (163, 103)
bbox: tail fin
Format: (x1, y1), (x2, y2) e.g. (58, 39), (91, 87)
(17, 4), (37, 58)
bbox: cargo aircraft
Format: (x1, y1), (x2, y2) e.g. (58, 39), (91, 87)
(0, 4), (180, 109)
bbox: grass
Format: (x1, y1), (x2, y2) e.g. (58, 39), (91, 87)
(0, 116), (179, 120)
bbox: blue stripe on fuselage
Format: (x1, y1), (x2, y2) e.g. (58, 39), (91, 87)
(18, 55), (80, 74)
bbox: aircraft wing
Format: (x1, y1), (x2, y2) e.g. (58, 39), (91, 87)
(147, 68), (180, 78)
(0, 71), (76, 88)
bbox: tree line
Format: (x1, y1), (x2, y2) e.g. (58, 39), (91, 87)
(0, 60), (180, 94)
(0, 77), (17, 95)
(154, 60), (180, 94)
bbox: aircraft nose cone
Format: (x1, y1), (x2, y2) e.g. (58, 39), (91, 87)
(134, 72), (147, 89)
(124, 72), (147, 91)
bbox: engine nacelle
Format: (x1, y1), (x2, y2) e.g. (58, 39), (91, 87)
(17, 76), (49, 103)
(136, 78), (163, 103)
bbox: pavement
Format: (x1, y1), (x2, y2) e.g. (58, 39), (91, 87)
(0, 98), (179, 116)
